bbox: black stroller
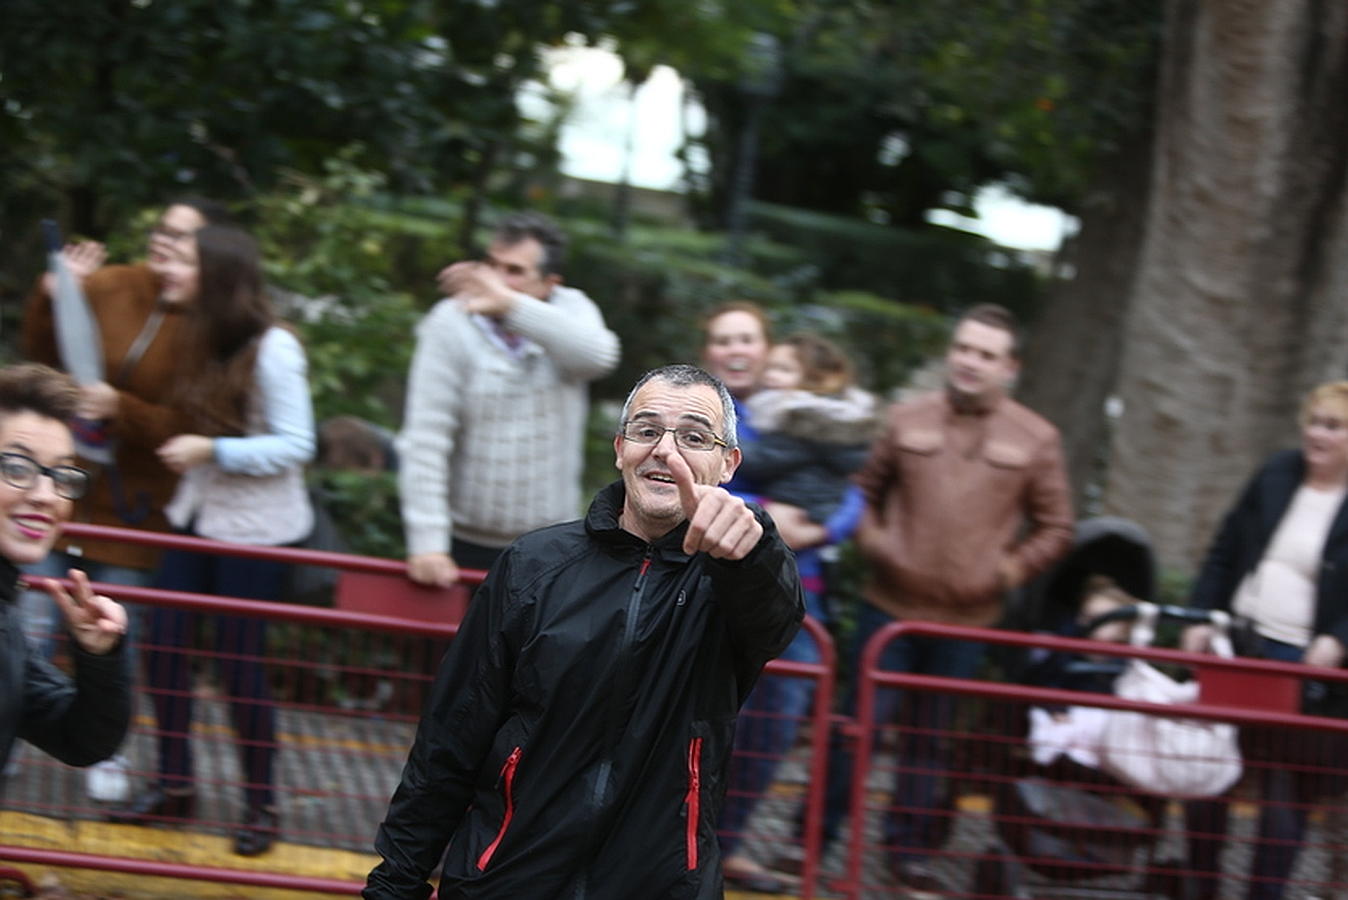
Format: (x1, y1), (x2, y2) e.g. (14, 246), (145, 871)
(975, 517), (1225, 900)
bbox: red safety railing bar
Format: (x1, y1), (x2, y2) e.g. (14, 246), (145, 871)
(10, 521), (838, 898)
(865, 621), (1348, 731)
(840, 618), (1348, 900)
(792, 614), (836, 900)
(879, 619), (1348, 685)
(24, 580), (464, 639)
(63, 521), (486, 581)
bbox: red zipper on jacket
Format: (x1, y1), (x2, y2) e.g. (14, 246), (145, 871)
(476, 746), (522, 871)
(684, 737), (702, 871)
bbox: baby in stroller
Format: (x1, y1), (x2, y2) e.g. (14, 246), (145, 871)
(981, 517), (1229, 899)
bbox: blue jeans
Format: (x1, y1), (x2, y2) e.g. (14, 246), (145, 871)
(820, 603), (984, 861)
(20, 551), (149, 668)
(144, 545), (286, 810)
(719, 603), (824, 854)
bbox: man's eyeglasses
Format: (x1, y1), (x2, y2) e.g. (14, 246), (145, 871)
(0, 452), (90, 500)
(620, 422), (727, 452)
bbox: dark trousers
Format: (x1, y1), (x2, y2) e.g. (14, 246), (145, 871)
(1186, 635), (1348, 900)
(451, 537), (506, 575)
(719, 588), (826, 854)
(819, 603), (984, 860)
(144, 546), (286, 810)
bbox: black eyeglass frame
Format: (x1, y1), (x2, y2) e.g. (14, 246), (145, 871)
(0, 452), (91, 500)
(619, 422), (729, 451)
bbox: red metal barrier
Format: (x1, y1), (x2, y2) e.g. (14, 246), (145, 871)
(838, 620), (1348, 899)
(2, 522), (837, 897)
(718, 614), (837, 900)
(3, 523), (482, 895)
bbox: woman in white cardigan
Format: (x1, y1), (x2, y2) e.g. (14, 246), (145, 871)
(110, 225), (314, 857)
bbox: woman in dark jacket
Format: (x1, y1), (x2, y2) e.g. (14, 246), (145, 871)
(0, 363), (130, 778)
(1183, 380), (1348, 900)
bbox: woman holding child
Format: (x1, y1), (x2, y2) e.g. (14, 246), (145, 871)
(701, 303), (877, 892)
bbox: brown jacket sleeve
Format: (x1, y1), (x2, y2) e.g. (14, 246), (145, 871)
(110, 389), (191, 450)
(20, 277), (61, 367)
(25, 265), (190, 450)
(854, 405), (900, 516)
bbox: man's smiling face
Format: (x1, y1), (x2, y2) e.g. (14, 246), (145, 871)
(614, 379), (739, 543)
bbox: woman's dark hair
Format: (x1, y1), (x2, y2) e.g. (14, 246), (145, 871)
(174, 225), (275, 435)
(0, 363), (79, 424)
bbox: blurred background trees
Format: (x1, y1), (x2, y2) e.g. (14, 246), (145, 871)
(4, 0), (1343, 571)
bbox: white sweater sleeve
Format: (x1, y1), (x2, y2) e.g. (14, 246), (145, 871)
(397, 302), (465, 556)
(212, 327), (316, 475)
(503, 285), (620, 381)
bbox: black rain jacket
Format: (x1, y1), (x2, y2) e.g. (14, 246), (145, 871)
(1191, 448), (1348, 648)
(0, 559), (131, 778)
(365, 481), (804, 899)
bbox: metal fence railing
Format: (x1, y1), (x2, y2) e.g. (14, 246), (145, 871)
(2, 522), (838, 898)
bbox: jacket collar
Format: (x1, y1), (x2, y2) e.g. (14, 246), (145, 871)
(944, 386), (1003, 417)
(0, 558), (18, 605)
(1262, 449), (1348, 548)
(585, 481), (693, 561)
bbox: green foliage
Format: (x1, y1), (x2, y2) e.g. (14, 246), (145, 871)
(563, 210), (997, 398)
(583, 400), (624, 502)
(251, 153), (433, 425)
(311, 470), (404, 560)
(684, 0), (1162, 225)
(1158, 567), (1195, 608)
(566, 220), (797, 396)
(0, 0), (651, 252)
(748, 202), (1044, 319)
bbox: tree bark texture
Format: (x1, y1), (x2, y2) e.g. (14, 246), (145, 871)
(1103, 0), (1348, 573)
(1018, 130), (1154, 515)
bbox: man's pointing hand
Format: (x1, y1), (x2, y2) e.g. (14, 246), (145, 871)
(667, 446), (762, 560)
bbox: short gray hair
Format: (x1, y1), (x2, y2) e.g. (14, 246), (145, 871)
(618, 365), (739, 449)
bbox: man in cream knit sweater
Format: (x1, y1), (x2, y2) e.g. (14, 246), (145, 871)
(398, 213), (620, 587)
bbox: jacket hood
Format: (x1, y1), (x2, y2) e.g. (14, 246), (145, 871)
(745, 387), (880, 445)
(1020, 515), (1156, 629)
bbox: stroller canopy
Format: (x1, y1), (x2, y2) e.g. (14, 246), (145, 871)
(1013, 516), (1157, 634)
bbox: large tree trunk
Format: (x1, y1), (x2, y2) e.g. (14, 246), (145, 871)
(1103, 0), (1348, 573)
(1018, 131), (1154, 515)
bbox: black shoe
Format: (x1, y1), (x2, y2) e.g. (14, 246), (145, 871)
(234, 806), (278, 857)
(769, 845), (808, 878)
(893, 859), (943, 894)
(107, 786), (196, 825)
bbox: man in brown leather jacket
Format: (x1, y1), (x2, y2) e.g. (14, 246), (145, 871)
(828, 304), (1073, 893)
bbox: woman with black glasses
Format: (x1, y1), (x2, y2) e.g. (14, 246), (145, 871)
(109, 225), (314, 857)
(0, 362), (130, 777)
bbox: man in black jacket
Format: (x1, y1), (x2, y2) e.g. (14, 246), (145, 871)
(365, 364), (804, 900)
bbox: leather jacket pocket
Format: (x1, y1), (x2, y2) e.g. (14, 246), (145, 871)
(984, 440), (1031, 469)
